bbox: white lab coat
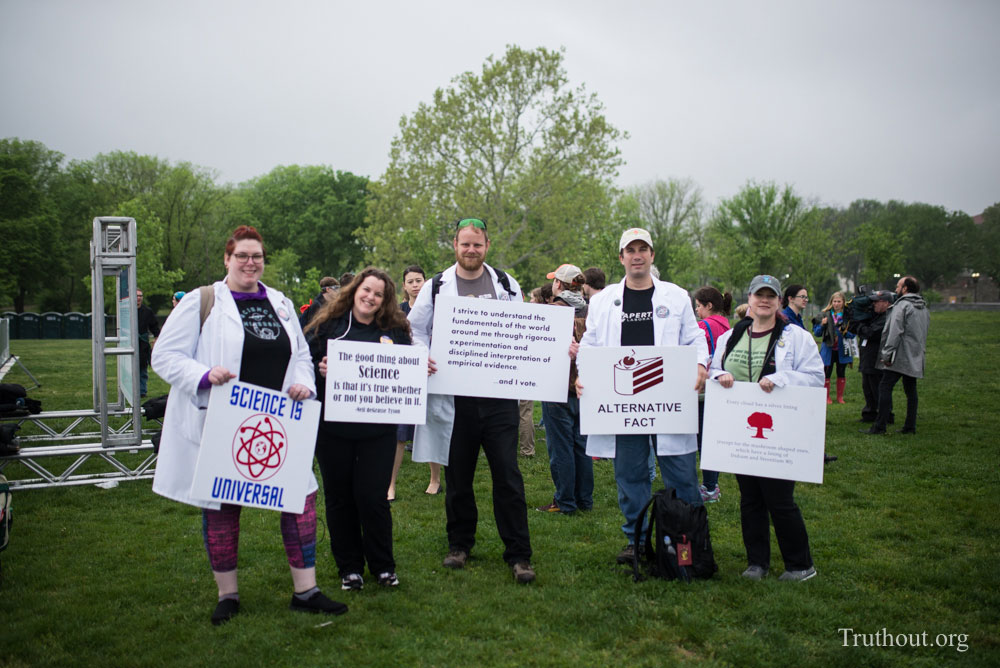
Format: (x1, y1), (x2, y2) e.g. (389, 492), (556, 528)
(151, 280), (317, 509)
(407, 263), (522, 465)
(579, 277), (709, 458)
(708, 321), (825, 388)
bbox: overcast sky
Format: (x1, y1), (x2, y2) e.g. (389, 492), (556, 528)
(2, 0), (997, 215)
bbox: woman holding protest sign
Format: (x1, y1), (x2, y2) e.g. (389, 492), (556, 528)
(152, 225), (346, 626)
(305, 267), (413, 591)
(708, 275), (824, 582)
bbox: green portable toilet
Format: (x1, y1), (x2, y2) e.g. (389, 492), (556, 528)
(65, 312), (88, 339)
(1, 313), (17, 339)
(41, 312), (63, 339)
(17, 312), (41, 339)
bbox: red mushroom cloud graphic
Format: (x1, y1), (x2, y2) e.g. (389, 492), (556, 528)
(747, 412), (774, 439)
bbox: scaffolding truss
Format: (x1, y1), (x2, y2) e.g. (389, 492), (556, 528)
(0, 217), (157, 490)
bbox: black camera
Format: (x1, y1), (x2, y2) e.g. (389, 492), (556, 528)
(846, 285), (896, 325)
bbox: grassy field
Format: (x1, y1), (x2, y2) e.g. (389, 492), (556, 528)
(1, 311), (998, 667)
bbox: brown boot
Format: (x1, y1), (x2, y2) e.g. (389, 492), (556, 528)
(836, 377), (846, 404)
(824, 379), (832, 404)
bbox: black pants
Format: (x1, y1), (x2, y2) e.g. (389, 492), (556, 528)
(875, 371), (918, 431)
(860, 371), (893, 421)
(736, 474), (813, 571)
(824, 362), (847, 379)
(314, 429), (396, 577)
(445, 396), (531, 564)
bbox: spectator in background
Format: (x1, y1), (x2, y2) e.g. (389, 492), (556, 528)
(849, 292), (894, 425)
(300, 277), (340, 328)
(136, 288), (160, 398)
(813, 291), (855, 404)
(582, 267), (606, 301)
(339, 273), (356, 290)
(692, 286), (732, 503)
(390, 265), (442, 497)
(536, 264), (593, 514)
(781, 285), (809, 329)
(172, 291), (186, 308)
(863, 276), (929, 436)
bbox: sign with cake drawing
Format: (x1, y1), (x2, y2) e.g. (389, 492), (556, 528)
(577, 346), (699, 435)
(700, 381), (827, 483)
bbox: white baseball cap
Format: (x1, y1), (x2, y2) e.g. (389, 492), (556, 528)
(619, 228), (653, 250)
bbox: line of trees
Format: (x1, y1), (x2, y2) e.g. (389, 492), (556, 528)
(2, 45), (997, 314)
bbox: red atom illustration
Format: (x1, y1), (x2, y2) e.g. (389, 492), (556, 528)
(232, 414), (287, 481)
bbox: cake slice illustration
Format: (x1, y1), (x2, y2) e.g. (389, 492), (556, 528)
(614, 351), (664, 395)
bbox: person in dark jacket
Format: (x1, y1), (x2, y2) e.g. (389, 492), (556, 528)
(780, 284), (809, 330)
(135, 288), (160, 397)
(305, 267), (413, 590)
(848, 292), (894, 424)
(863, 276), (930, 435)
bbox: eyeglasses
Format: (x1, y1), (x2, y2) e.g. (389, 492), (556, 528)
(796, 294), (809, 300)
(232, 253), (264, 264)
(456, 218), (487, 231)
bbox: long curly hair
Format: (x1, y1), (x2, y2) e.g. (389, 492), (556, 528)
(304, 267), (410, 334)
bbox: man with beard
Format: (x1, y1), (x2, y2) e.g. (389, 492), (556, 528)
(407, 218), (535, 584)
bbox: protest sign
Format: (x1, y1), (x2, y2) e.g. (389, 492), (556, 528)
(577, 346), (699, 435)
(701, 381), (827, 483)
(324, 340), (427, 424)
(428, 295), (573, 401)
(190, 382), (320, 513)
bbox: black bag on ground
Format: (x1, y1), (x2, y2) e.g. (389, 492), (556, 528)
(0, 424), (20, 456)
(632, 486), (717, 582)
(0, 384), (26, 403)
(141, 394), (169, 421)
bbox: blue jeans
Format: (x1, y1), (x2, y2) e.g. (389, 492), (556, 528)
(613, 435), (701, 544)
(541, 397), (594, 513)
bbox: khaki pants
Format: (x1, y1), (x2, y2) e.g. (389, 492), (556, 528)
(518, 399), (535, 456)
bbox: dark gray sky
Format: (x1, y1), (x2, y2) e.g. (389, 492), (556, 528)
(2, 0), (997, 214)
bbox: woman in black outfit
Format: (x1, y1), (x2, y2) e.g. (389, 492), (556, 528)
(305, 267), (413, 590)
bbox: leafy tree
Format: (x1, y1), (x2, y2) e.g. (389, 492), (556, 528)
(976, 203), (1000, 286)
(0, 138), (65, 312)
(360, 45), (626, 286)
(239, 165), (369, 279)
(855, 221), (907, 288)
(262, 248), (322, 309)
(707, 181), (811, 292)
(629, 178), (703, 287)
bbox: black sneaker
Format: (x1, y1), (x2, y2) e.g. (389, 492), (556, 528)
(341, 573), (364, 591)
(616, 544), (636, 564)
(442, 550), (468, 569)
(511, 561), (536, 584)
(377, 571), (400, 587)
(211, 598), (239, 626)
(289, 590), (348, 615)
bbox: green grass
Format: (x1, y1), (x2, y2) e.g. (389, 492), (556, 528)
(1, 312), (998, 667)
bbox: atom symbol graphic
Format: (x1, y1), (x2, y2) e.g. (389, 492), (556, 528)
(232, 413), (287, 481)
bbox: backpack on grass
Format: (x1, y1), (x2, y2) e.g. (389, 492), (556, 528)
(632, 487), (717, 582)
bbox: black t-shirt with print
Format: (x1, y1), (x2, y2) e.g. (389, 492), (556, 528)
(236, 298), (291, 391)
(620, 285), (655, 346)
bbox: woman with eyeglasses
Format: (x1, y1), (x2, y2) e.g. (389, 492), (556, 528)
(709, 275), (824, 582)
(152, 225), (347, 625)
(780, 284), (809, 329)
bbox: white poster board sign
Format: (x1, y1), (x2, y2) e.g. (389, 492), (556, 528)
(190, 382), (320, 514)
(700, 381), (827, 484)
(428, 295), (573, 402)
(324, 340), (428, 424)
(577, 346), (699, 435)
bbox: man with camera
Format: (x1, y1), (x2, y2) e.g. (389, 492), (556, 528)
(847, 289), (895, 425)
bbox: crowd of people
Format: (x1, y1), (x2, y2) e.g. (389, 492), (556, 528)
(146, 220), (930, 626)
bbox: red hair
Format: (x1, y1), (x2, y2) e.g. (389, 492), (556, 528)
(225, 225), (265, 256)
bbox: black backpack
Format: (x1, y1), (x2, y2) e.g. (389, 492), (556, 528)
(632, 487), (717, 582)
(430, 267), (517, 306)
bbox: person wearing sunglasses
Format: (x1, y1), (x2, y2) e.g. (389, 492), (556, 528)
(407, 218), (536, 584)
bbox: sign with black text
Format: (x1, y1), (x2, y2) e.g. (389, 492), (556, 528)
(577, 346), (699, 435)
(324, 340), (427, 424)
(428, 296), (573, 401)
